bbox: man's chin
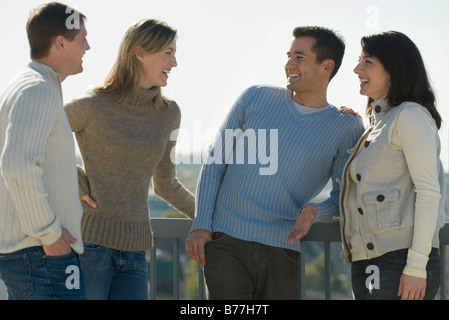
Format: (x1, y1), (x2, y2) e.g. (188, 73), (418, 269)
(286, 82), (296, 91)
(70, 66), (84, 77)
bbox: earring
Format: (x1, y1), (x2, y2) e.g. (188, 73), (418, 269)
(140, 60), (144, 64)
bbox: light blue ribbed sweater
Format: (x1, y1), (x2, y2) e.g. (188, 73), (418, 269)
(191, 85), (364, 252)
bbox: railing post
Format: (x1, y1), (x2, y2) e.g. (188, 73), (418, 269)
(439, 224), (449, 300)
(198, 265), (206, 300)
(150, 240), (157, 300)
(324, 241), (332, 300)
(173, 238), (180, 299)
(441, 244), (447, 300)
(299, 241), (306, 300)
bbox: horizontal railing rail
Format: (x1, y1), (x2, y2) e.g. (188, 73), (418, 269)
(149, 218), (449, 300)
(0, 219), (446, 300)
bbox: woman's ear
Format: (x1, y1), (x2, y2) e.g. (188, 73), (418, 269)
(134, 46), (145, 63)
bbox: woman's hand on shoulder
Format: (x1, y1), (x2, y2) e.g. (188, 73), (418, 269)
(339, 106), (363, 122)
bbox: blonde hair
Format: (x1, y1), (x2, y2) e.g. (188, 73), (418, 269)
(95, 19), (177, 108)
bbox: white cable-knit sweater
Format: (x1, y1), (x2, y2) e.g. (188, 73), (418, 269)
(0, 61), (83, 254)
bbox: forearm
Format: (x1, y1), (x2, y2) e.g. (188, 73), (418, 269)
(154, 177), (195, 219)
(190, 163), (225, 230)
(396, 106), (442, 277)
(404, 192), (440, 278)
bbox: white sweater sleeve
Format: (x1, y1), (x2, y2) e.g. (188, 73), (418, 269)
(0, 84), (62, 245)
(391, 106), (441, 278)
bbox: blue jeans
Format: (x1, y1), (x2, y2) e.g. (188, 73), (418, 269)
(79, 243), (149, 300)
(0, 246), (85, 300)
(351, 248), (440, 300)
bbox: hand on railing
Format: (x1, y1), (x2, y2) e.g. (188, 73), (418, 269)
(286, 204), (318, 244)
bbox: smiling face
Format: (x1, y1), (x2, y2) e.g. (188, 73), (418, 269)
(60, 22), (90, 80)
(137, 40), (177, 89)
(354, 51), (391, 101)
(285, 37), (323, 93)
(284, 36), (334, 107)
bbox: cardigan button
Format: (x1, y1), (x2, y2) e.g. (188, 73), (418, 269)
(377, 195), (385, 202)
(358, 208), (364, 215)
(356, 174), (361, 181)
(367, 243), (374, 250)
(375, 105), (382, 113)
(364, 140), (370, 148)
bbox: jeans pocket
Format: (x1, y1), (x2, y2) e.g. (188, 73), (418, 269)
(280, 248), (300, 262)
(83, 242), (103, 251)
(210, 232), (226, 242)
(43, 250), (80, 280)
(79, 243), (110, 271)
(0, 252), (33, 300)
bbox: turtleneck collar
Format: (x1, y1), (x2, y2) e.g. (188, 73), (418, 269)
(121, 86), (161, 111)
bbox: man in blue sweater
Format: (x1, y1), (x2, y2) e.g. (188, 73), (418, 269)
(187, 26), (364, 299)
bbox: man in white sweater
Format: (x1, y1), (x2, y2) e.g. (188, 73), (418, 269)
(0, 2), (90, 299)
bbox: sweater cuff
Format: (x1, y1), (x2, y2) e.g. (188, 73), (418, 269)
(38, 216), (63, 246)
(403, 248), (429, 279)
(190, 210), (213, 232)
(77, 165), (90, 197)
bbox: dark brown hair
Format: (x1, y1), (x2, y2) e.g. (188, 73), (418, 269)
(26, 2), (86, 59)
(361, 31), (441, 129)
(293, 26), (345, 81)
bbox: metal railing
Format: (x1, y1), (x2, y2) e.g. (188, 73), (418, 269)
(149, 218), (206, 300)
(149, 218), (449, 300)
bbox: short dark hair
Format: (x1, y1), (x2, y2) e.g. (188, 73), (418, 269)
(26, 2), (87, 59)
(292, 26), (345, 81)
(361, 31), (441, 129)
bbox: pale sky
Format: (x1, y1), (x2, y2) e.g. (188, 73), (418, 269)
(1, 0), (448, 169)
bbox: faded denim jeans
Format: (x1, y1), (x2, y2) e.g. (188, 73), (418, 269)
(351, 248), (440, 300)
(79, 242), (149, 300)
(0, 246), (85, 300)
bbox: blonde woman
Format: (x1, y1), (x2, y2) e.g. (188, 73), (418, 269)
(65, 19), (195, 300)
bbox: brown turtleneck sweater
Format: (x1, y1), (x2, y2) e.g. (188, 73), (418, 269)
(64, 87), (195, 251)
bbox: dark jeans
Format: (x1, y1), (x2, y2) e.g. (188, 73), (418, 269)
(351, 248), (440, 300)
(204, 232), (300, 300)
(0, 246), (85, 300)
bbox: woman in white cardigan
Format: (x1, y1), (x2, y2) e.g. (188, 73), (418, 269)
(339, 31), (445, 300)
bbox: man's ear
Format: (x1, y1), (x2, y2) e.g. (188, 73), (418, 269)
(54, 35), (65, 53)
(322, 59), (335, 75)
